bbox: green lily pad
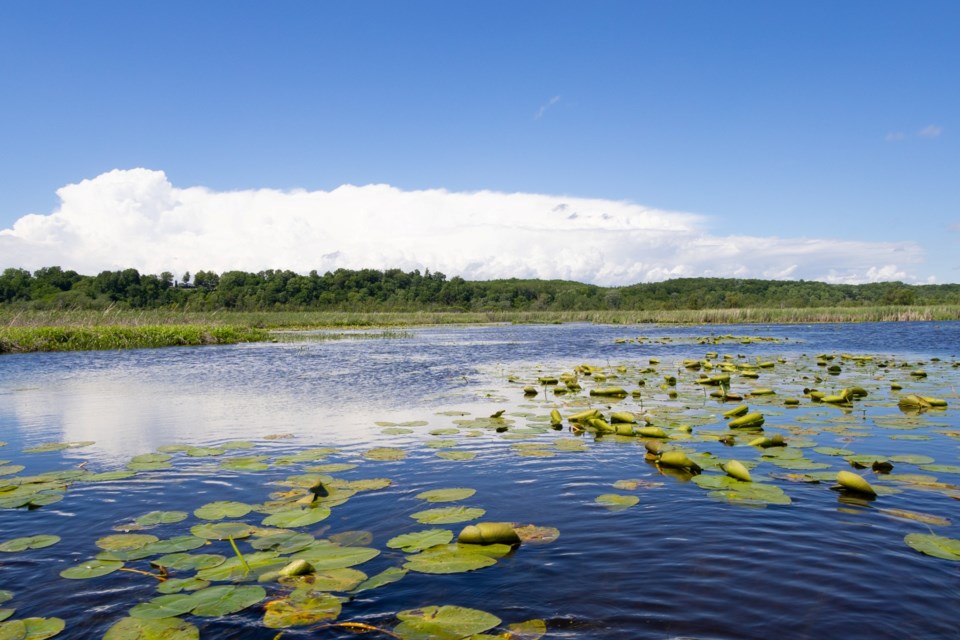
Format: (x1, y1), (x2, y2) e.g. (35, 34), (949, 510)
(189, 584), (266, 616)
(0, 610), (13, 624)
(0, 535), (60, 553)
(129, 594), (197, 619)
(403, 546), (499, 575)
(80, 471), (137, 482)
(0, 592), (12, 604)
(0, 465), (25, 476)
(394, 605), (501, 639)
(23, 441), (93, 454)
(184, 447), (226, 457)
(436, 451), (477, 461)
(387, 529), (454, 552)
(130, 453), (172, 464)
(59, 558), (124, 579)
(134, 511), (189, 527)
(347, 478), (392, 491)
(289, 544), (380, 569)
(190, 522), (256, 540)
(352, 567), (409, 593)
(363, 447), (407, 461)
(156, 577), (211, 594)
(415, 488), (477, 503)
(152, 553), (225, 571)
(306, 463), (357, 473)
(193, 501), (252, 520)
(96, 534), (159, 552)
(0, 617), (64, 640)
(382, 427), (415, 435)
(507, 619), (548, 640)
(249, 531), (315, 554)
(261, 506), (331, 528)
(196, 552), (286, 581)
(410, 506), (486, 525)
(595, 494), (639, 511)
(889, 454), (936, 465)
(263, 591), (342, 629)
(219, 456), (270, 471)
(278, 567), (367, 592)
(102, 616), (199, 640)
(904, 533), (960, 560)
(328, 530), (374, 546)
(919, 464), (960, 474)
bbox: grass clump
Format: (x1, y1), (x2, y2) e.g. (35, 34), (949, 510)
(0, 325), (268, 354)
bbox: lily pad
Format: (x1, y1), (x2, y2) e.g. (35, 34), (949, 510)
(278, 567), (367, 592)
(289, 544), (380, 569)
(436, 451), (477, 461)
(102, 617), (199, 640)
(363, 447), (407, 461)
(414, 488), (477, 503)
(595, 494), (639, 511)
(134, 511), (189, 527)
(189, 584), (266, 616)
(904, 533), (960, 560)
(193, 501), (252, 521)
(263, 591), (342, 628)
(152, 553), (225, 571)
(0, 617), (64, 640)
(387, 529), (454, 552)
(190, 522), (256, 540)
(156, 577), (211, 595)
(196, 552), (286, 581)
(96, 534), (159, 552)
(403, 546), (499, 574)
(410, 506), (486, 524)
(0, 535), (60, 553)
(59, 558), (124, 579)
(352, 567), (409, 593)
(261, 506), (331, 528)
(394, 605), (501, 640)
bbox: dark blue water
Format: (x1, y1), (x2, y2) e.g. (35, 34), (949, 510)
(1, 322), (959, 639)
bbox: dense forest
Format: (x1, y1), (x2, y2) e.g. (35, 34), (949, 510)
(2, 266), (959, 312)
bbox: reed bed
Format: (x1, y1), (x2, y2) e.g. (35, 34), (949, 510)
(2, 305), (959, 353)
(0, 325), (268, 354)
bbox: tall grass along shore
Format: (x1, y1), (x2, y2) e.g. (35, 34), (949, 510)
(2, 305), (959, 354)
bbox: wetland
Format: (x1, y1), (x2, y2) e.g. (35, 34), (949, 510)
(1, 321), (959, 639)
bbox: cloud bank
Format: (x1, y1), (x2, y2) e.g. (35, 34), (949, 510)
(0, 168), (925, 286)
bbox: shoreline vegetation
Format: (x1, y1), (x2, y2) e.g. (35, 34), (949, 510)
(3, 265), (960, 352)
(2, 305), (960, 354)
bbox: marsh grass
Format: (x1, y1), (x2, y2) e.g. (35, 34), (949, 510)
(0, 325), (268, 354)
(2, 305), (959, 353)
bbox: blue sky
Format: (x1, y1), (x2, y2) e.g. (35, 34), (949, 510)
(1, 1), (957, 284)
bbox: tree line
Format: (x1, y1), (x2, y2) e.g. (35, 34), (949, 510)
(2, 265), (958, 312)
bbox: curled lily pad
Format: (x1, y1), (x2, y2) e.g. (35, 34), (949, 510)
(103, 617), (199, 640)
(410, 506), (485, 525)
(394, 605), (501, 639)
(513, 525), (561, 544)
(415, 488), (477, 503)
(904, 533), (960, 560)
(0, 535), (60, 553)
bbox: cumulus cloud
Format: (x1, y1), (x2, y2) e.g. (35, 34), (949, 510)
(0, 168), (927, 285)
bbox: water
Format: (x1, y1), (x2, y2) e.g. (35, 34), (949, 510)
(1, 322), (959, 639)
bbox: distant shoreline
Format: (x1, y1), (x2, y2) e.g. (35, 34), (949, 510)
(2, 306), (959, 354)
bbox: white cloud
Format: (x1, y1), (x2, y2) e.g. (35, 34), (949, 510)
(885, 131), (906, 142)
(918, 124), (943, 138)
(534, 95), (561, 120)
(0, 168), (927, 285)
